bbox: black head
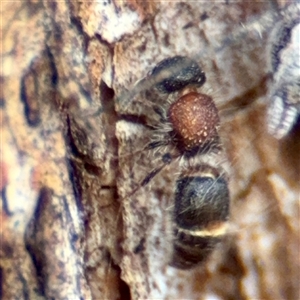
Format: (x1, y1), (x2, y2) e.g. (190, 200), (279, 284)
(150, 56), (206, 94)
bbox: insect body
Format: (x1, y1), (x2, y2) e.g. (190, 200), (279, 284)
(164, 3), (299, 269)
(171, 168), (230, 269)
(168, 92), (220, 156)
(137, 56), (230, 269)
(150, 56), (206, 93)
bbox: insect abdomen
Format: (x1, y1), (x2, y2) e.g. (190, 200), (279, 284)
(170, 174), (230, 269)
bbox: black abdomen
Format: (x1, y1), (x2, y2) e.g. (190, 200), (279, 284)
(170, 172), (230, 269)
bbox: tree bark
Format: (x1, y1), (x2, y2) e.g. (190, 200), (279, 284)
(1, 1), (299, 299)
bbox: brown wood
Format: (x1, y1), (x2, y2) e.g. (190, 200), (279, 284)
(1, 1), (299, 299)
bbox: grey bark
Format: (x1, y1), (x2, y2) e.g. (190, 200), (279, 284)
(1, 1), (299, 299)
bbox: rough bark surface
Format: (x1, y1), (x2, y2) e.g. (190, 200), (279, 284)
(1, 1), (299, 299)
